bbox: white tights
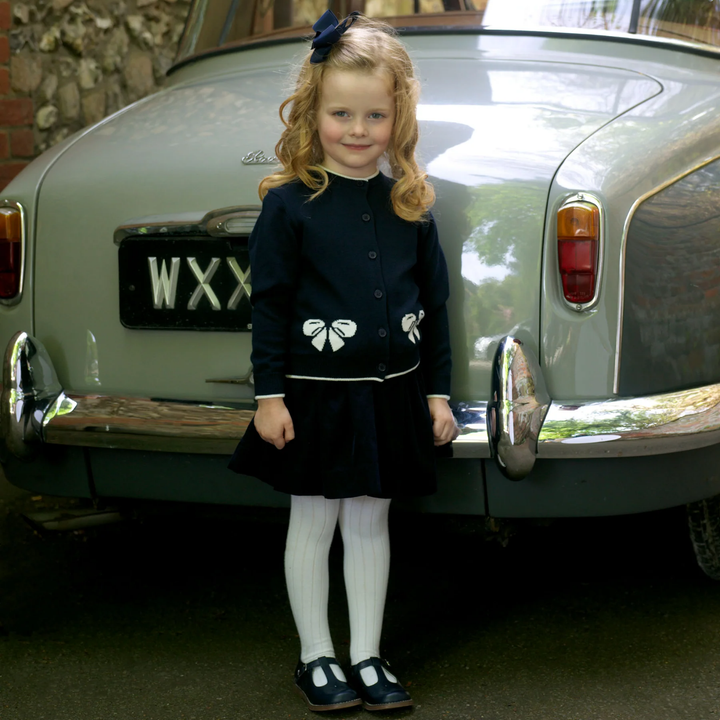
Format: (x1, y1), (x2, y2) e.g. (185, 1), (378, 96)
(284, 495), (391, 667)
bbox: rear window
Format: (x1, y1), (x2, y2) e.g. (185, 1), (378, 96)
(175, 0), (720, 65)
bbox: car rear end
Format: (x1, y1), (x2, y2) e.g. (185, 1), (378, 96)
(2, 0), (720, 524)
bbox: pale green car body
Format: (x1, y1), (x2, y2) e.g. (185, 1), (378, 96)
(2, 8), (720, 529)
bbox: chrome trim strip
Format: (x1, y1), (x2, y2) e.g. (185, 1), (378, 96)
(206, 365), (254, 385)
(555, 193), (604, 313)
(488, 336), (551, 480)
(451, 402), (490, 459)
(206, 209), (261, 238)
(613, 154), (720, 395)
(0, 332), (489, 457)
(7, 332), (720, 464)
(114, 206), (261, 245)
(43, 394), (255, 455)
(0, 200), (26, 306)
(538, 383), (720, 459)
(43, 393), (490, 457)
(35, 383), (720, 461)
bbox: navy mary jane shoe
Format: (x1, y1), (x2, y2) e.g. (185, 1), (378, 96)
(294, 656), (362, 712)
(351, 657), (413, 711)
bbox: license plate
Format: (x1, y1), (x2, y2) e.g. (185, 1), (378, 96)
(118, 237), (252, 331)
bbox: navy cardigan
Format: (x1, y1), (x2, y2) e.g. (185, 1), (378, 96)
(249, 169), (452, 399)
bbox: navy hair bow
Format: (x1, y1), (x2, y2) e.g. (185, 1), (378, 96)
(310, 10), (360, 64)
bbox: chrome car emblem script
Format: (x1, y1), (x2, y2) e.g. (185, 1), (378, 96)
(241, 150), (277, 165)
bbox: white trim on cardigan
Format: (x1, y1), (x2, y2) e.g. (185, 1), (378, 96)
(285, 362), (420, 383)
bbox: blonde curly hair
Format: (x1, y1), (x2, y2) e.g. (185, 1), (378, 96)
(258, 13), (435, 223)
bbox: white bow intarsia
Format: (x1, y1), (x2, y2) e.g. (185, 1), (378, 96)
(303, 319), (358, 352)
(401, 310), (425, 344)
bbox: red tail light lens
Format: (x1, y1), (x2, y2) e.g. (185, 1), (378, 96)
(557, 202), (599, 305)
(0, 206), (23, 299)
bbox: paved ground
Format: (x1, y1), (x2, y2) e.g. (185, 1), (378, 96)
(2, 472), (720, 720)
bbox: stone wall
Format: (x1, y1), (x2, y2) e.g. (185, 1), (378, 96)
(0, 0), (191, 191)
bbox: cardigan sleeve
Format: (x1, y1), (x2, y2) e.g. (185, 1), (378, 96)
(416, 211), (452, 398)
(249, 189), (300, 398)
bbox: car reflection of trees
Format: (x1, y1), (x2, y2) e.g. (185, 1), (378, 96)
(642, 0), (720, 30)
(540, 385), (720, 441)
(463, 183), (540, 353)
(535, 0), (720, 37)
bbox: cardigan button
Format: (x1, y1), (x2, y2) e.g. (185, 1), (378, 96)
(368, 251), (377, 260)
(362, 213), (371, 222)
(374, 289), (383, 299)
(378, 328), (387, 338)
(378, 363), (387, 372)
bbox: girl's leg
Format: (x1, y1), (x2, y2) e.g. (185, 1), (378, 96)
(285, 494), (340, 664)
(337, 495), (391, 666)
(339, 497), (412, 708)
(286, 499), (361, 710)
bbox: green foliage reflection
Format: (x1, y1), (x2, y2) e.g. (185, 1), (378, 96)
(542, 385), (720, 440)
(463, 182), (545, 357)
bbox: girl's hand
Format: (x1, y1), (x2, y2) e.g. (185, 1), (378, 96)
(428, 397), (459, 446)
(254, 397), (295, 449)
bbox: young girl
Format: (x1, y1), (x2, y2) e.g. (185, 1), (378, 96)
(229, 10), (458, 712)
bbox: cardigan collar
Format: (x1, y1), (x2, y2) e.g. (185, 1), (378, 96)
(321, 165), (379, 181)
(321, 165), (385, 188)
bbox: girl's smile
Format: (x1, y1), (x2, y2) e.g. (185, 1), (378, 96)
(317, 69), (395, 177)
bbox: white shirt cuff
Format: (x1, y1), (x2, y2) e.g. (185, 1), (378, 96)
(427, 394), (451, 400)
(255, 393), (286, 399)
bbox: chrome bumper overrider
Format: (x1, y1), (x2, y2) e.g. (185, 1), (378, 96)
(4, 332), (720, 480)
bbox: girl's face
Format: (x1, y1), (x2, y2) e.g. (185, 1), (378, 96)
(317, 69), (395, 178)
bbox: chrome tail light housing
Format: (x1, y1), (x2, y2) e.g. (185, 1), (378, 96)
(557, 193), (604, 311)
(0, 201), (26, 304)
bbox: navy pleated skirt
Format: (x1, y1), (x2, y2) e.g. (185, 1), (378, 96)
(228, 369), (446, 499)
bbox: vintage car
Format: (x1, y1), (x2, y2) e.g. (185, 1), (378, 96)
(2, 0), (720, 573)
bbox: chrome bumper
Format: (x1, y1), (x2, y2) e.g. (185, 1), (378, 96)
(4, 332), (720, 480)
(1, 333), (253, 456)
